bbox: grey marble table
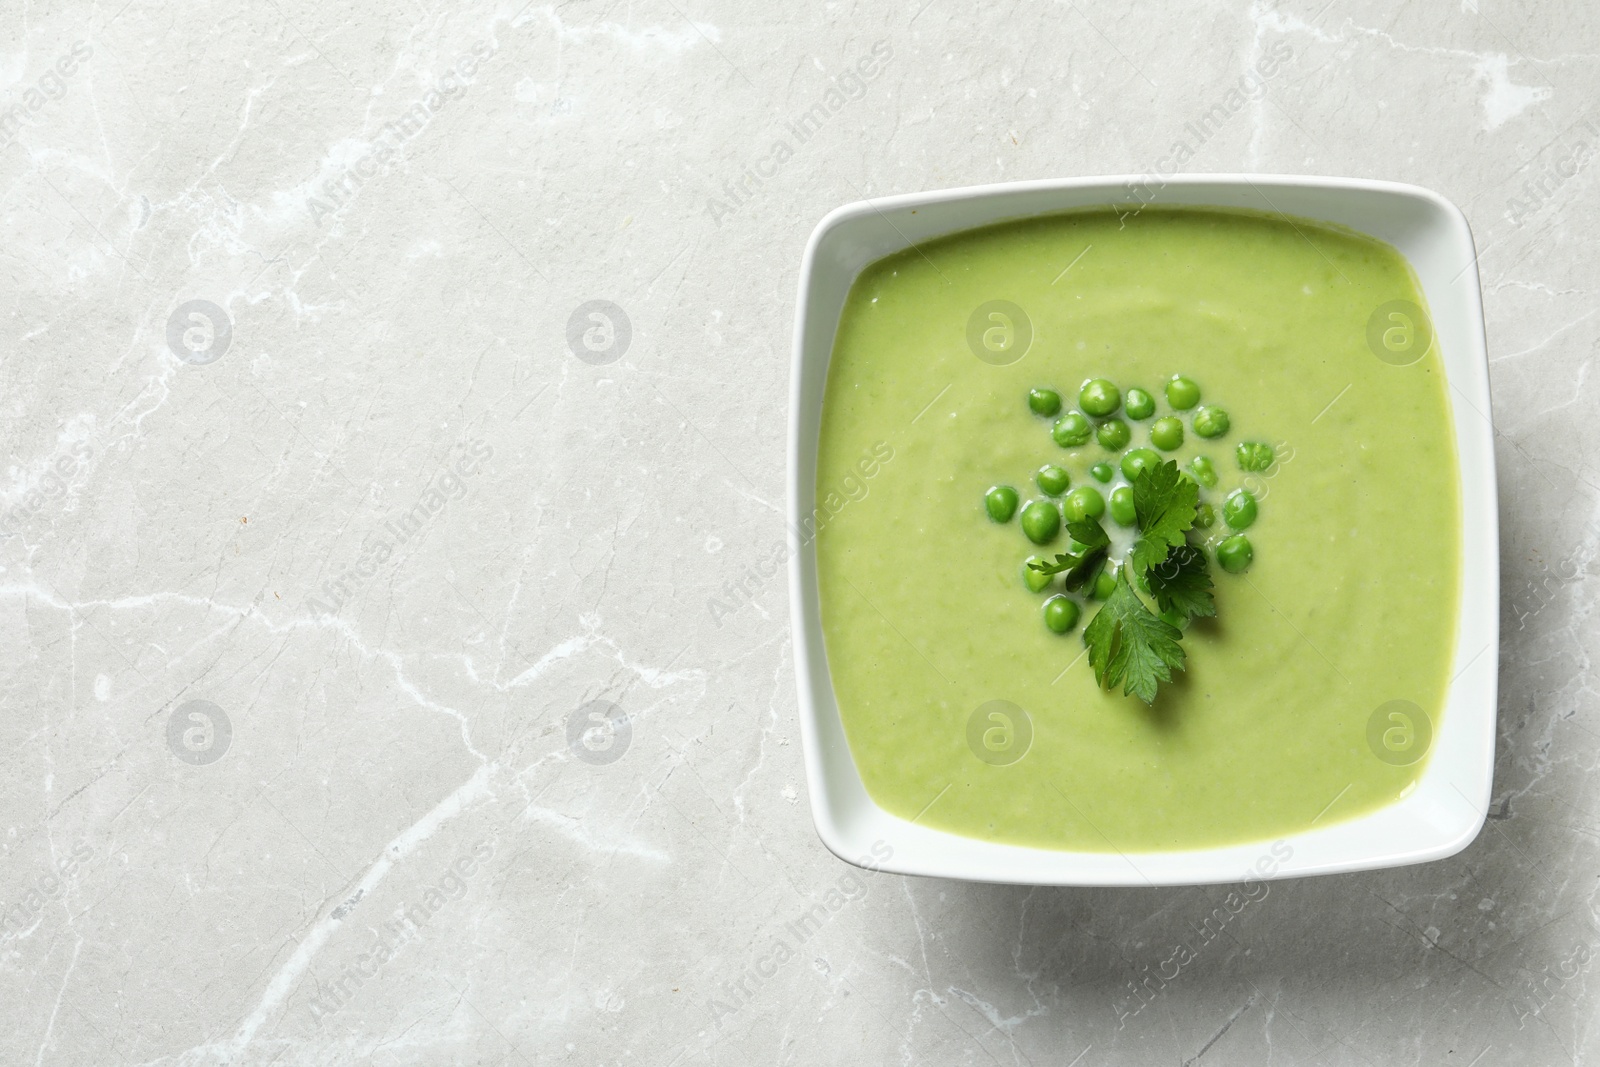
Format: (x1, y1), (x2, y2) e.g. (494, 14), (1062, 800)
(1, 1), (1596, 1064)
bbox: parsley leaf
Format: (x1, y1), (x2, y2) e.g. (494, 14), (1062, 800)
(1062, 548), (1107, 593)
(1145, 542), (1216, 619)
(1026, 520), (1110, 578)
(1059, 520), (1111, 591)
(1066, 519), (1110, 551)
(1128, 461), (1199, 576)
(1081, 569), (1187, 704)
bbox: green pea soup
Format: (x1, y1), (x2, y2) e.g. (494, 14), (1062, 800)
(814, 206), (1461, 853)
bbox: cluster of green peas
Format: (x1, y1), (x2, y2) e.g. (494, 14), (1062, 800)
(984, 375), (1270, 634)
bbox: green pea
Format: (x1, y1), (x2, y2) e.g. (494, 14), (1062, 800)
(1120, 447), (1160, 482)
(1052, 412), (1092, 447)
(1192, 405), (1230, 439)
(1124, 387), (1155, 420)
(1096, 418), (1131, 451)
(1194, 502), (1216, 528)
(985, 485), (1019, 522)
(1062, 486), (1105, 522)
(1223, 488), (1258, 529)
(1020, 500), (1061, 544)
(985, 485), (1020, 522)
(1023, 556), (1053, 593)
(1166, 375), (1201, 410)
(1036, 464), (1071, 496)
(1090, 462), (1113, 483)
(1078, 378), (1121, 417)
(1150, 416), (1184, 451)
(1092, 568), (1117, 600)
(1043, 595), (1080, 634)
(1109, 486), (1136, 526)
(1189, 455), (1218, 488)
(1236, 441), (1275, 471)
(1217, 534), (1254, 574)
(1028, 388), (1062, 417)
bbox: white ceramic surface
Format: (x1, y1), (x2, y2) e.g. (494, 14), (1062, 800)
(790, 175), (1498, 886)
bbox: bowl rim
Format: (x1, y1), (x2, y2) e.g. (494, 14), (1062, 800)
(787, 173), (1498, 886)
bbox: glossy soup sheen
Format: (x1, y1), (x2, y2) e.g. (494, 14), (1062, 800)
(814, 207), (1461, 853)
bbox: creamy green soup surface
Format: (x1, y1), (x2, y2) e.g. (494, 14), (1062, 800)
(814, 207), (1461, 853)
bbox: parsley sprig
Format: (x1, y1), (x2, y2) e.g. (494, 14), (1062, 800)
(1070, 460), (1215, 705)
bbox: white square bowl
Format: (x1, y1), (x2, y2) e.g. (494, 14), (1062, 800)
(787, 175), (1498, 886)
